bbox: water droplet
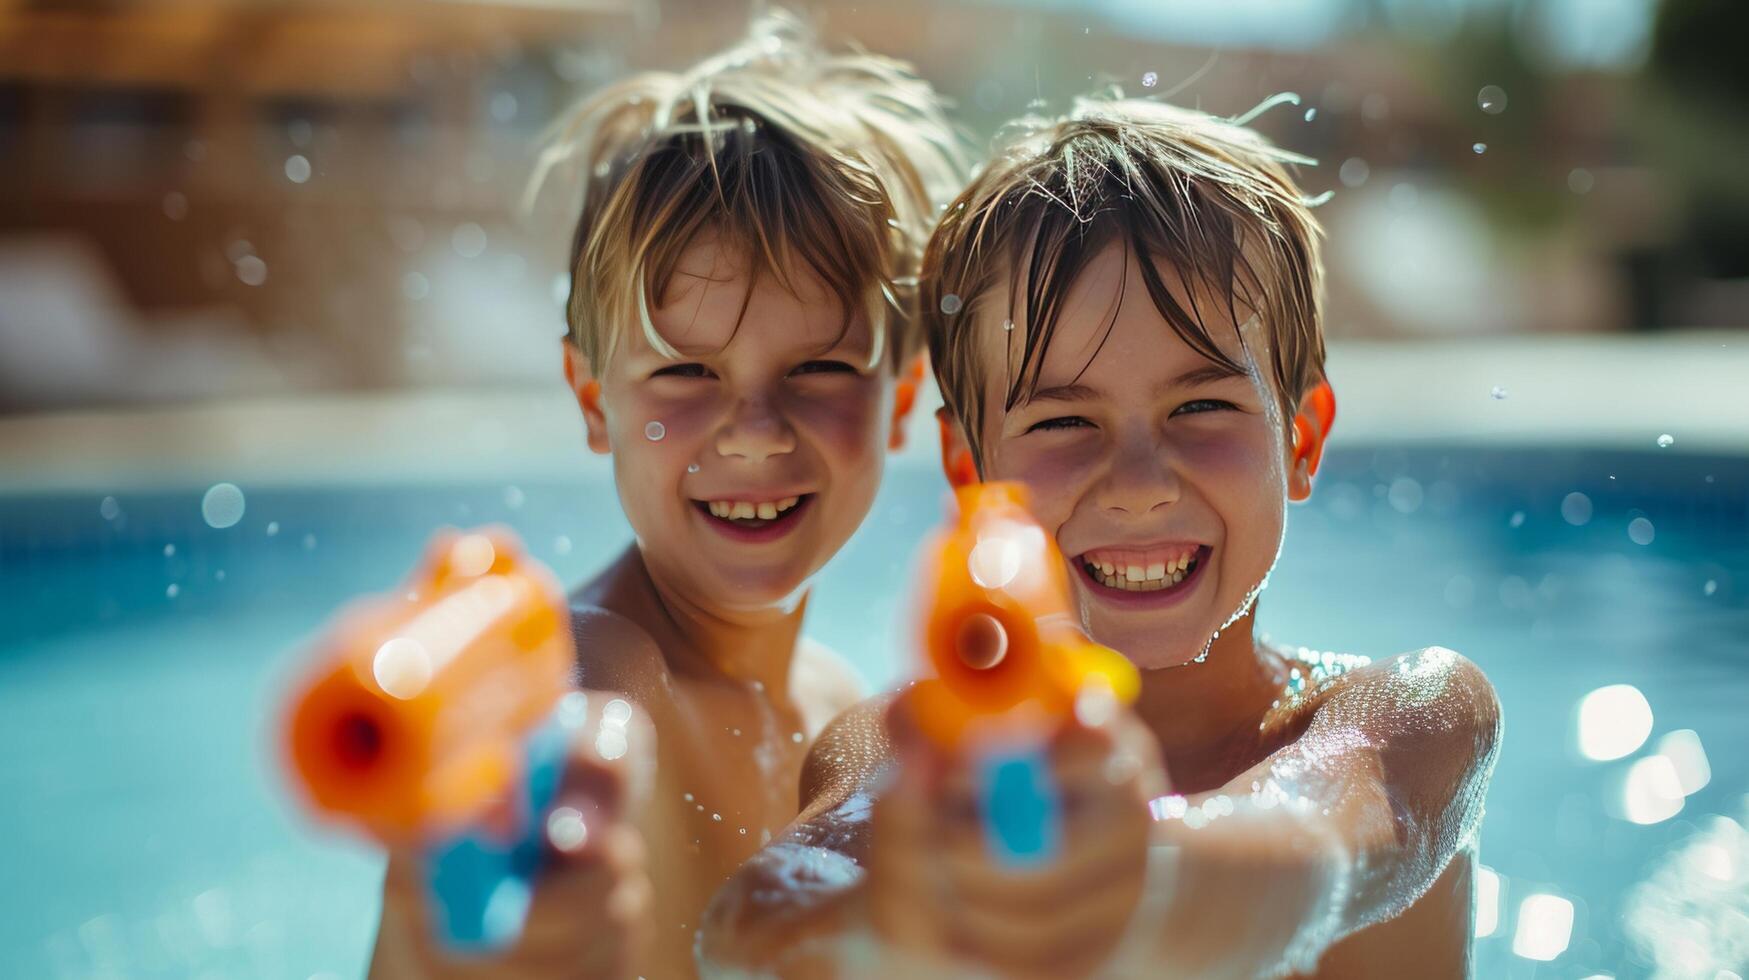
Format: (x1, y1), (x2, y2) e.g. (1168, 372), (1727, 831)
(201, 483), (246, 529)
(166, 584), (180, 599)
(302, 533), (318, 551)
(1490, 385), (1507, 400)
(1472, 142), (1487, 154)
(545, 806), (587, 852)
(553, 535), (572, 555)
(99, 496), (120, 521)
(1560, 492), (1592, 526)
(163, 543), (176, 557)
(684, 793), (694, 802)
(402, 272), (430, 301)
(1508, 510), (1526, 528)
(1303, 107), (1317, 122)
(1656, 433), (1674, 448)
(939, 293), (963, 315)
(644, 420), (666, 441)
(1477, 85), (1507, 115)
(1001, 318), (1015, 332)
(1338, 157), (1370, 187)
(235, 255), (268, 287)
(1703, 579), (1717, 596)
(791, 731), (804, 743)
(503, 485), (525, 510)
(1567, 168), (1595, 194)
(489, 91), (518, 123)
(214, 569), (225, 581)
(1141, 71), (1158, 88)
(730, 728), (741, 737)
(687, 462), (700, 474)
(284, 154), (312, 184)
(163, 192), (188, 221)
(451, 222), (487, 259)
(711, 812), (722, 822)
(738, 827), (748, 835)
(1387, 477), (1423, 514)
(1628, 517), (1655, 545)
(266, 521), (279, 536)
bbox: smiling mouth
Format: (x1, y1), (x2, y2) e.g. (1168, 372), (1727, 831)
(691, 494), (812, 536)
(1077, 544), (1209, 596)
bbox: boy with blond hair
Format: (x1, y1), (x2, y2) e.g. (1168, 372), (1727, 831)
(701, 96), (1501, 978)
(368, 12), (965, 978)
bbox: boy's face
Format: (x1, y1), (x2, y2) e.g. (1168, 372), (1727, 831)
(971, 246), (1292, 669)
(573, 235), (895, 614)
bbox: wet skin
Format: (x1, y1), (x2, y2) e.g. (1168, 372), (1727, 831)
(699, 245), (1501, 978)
(369, 235), (905, 979)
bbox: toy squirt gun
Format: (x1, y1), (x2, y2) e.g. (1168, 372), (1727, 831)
(908, 482), (1141, 866)
(281, 527), (581, 953)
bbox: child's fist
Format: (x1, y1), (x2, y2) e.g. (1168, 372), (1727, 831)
(371, 692), (655, 979)
(865, 689), (1165, 979)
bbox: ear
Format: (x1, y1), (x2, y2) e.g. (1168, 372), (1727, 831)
(1287, 379), (1336, 502)
(561, 340), (612, 455)
(888, 354), (928, 452)
(935, 406), (979, 488)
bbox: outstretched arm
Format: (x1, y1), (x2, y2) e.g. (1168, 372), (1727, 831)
(696, 695), (895, 978)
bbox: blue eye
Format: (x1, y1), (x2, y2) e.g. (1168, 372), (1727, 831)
(652, 363), (715, 380)
(1026, 416), (1094, 433)
(790, 360), (858, 376)
(1172, 399), (1235, 416)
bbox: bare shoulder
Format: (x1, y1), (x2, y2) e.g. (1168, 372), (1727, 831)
(1298, 646), (1501, 746)
(566, 599), (675, 708)
(797, 691), (898, 821)
(791, 638), (870, 727)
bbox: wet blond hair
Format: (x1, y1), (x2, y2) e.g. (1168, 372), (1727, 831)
(529, 9), (967, 374)
(921, 95), (1325, 465)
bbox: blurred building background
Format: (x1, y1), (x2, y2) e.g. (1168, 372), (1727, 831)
(1, 0), (1744, 412)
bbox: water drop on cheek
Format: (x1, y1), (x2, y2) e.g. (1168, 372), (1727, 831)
(687, 463), (700, 474)
(645, 420), (666, 442)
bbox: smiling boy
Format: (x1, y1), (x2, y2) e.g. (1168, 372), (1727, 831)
(700, 97), (1501, 978)
(367, 12), (964, 978)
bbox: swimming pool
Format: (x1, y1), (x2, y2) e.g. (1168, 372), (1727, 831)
(4, 415), (1747, 976)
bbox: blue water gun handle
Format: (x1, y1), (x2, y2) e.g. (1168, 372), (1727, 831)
(978, 747), (1062, 869)
(423, 715), (569, 953)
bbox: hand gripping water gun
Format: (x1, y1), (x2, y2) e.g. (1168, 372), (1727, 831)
(907, 482), (1141, 868)
(282, 527), (576, 953)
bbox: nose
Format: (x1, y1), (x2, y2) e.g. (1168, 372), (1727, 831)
(714, 394), (797, 463)
(1094, 431), (1181, 516)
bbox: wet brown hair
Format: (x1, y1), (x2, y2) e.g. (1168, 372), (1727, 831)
(921, 95), (1325, 465)
(528, 9), (967, 374)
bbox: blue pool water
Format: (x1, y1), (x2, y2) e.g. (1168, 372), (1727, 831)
(3, 446), (1746, 978)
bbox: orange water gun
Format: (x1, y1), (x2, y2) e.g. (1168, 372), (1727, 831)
(282, 527), (576, 952)
(907, 482), (1139, 865)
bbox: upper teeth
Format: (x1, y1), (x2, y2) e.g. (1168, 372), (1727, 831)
(707, 497), (800, 520)
(1083, 551), (1198, 591)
